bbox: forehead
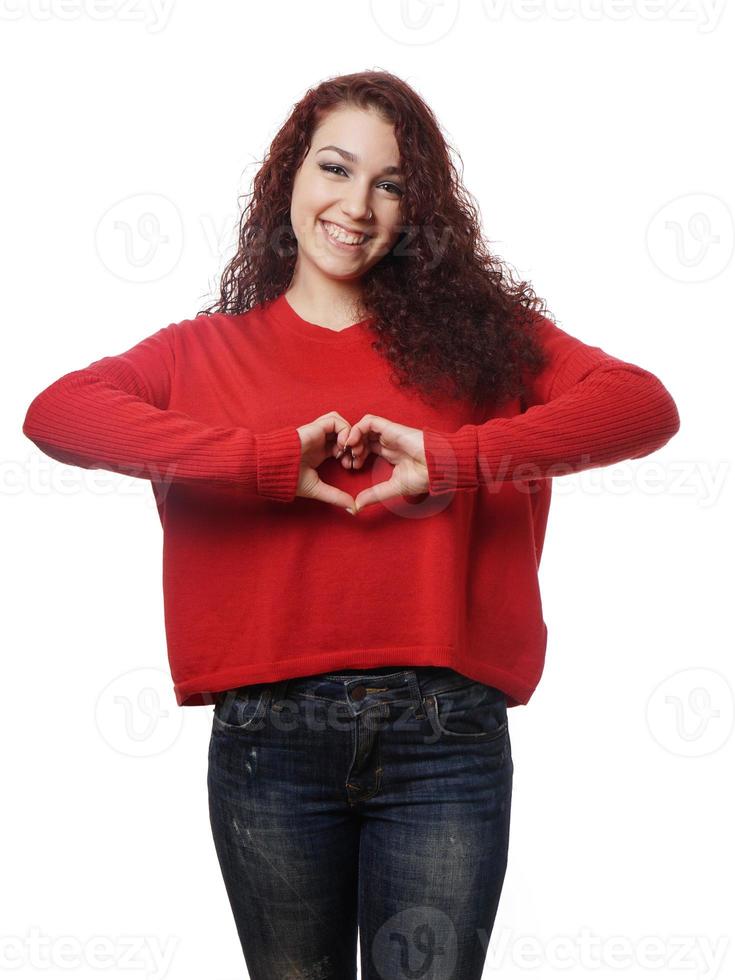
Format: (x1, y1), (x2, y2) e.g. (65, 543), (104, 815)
(311, 106), (401, 167)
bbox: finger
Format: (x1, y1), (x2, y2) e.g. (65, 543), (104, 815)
(347, 414), (393, 444)
(318, 412), (351, 440)
(335, 426), (352, 456)
(353, 433), (387, 468)
(310, 478), (357, 513)
(334, 437), (349, 461)
(354, 477), (402, 513)
(349, 444), (367, 469)
(344, 417), (385, 466)
(344, 416), (375, 450)
(337, 423), (362, 459)
(351, 434), (395, 471)
(315, 413), (351, 460)
(339, 442), (359, 468)
(347, 417), (398, 457)
(341, 415), (395, 469)
(339, 421), (370, 464)
(340, 438), (374, 470)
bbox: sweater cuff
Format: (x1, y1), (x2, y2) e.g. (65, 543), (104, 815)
(254, 426), (302, 501)
(423, 426), (479, 495)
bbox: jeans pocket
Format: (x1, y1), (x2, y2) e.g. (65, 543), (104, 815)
(213, 683), (272, 732)
(426, 682), (508, 743)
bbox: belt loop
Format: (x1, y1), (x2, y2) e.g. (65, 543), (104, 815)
(271, 678), (290, 712)
(406, 669), (427, 719)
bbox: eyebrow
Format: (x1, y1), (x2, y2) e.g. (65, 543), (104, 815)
(316, 145), (403, 177)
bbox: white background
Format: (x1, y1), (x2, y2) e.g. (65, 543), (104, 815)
(2, 1), (732, 978)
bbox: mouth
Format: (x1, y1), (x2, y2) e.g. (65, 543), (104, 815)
(319, 219), (372, 250)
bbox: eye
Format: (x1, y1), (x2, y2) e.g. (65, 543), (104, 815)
(318, 163), (404, 197)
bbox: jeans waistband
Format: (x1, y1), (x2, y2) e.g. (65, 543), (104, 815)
(267, 666), (478, 714)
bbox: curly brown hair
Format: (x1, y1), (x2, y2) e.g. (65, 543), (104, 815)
(198, 69), (552, 412)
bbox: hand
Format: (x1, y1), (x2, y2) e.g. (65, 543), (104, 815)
(341, 414), (429, 513)
(296, 411), (360, 512)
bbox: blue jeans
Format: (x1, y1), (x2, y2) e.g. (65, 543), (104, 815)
(207, 666), (513, 979)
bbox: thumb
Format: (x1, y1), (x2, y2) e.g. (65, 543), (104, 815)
(310, 479), (358, 515)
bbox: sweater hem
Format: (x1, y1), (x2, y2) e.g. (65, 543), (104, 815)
(172, 646), (538, 709)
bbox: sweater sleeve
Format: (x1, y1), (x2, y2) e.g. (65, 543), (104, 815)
(422, 312), (681, 494)
(21, 319), (302, 502)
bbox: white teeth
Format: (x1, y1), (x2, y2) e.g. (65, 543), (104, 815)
(322, 220), (367, 246)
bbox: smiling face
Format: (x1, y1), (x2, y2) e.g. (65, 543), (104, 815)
(288, 105), (405, 286)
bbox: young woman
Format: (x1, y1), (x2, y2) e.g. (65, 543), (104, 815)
(22, 70), (680, 979)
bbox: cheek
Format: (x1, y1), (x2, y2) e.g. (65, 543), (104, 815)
(290, 205), (317, 244)
(298, 178), (332, 211)
(377, 225), (402, 253)
(292, 198), (332, 242)
(290, 173), (319, 218)
(377, 207), (403, 239)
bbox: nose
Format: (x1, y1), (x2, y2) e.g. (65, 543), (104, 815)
(340, 184), (374, 224)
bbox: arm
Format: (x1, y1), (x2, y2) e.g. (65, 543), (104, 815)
(21, 318), (302, 501)
(422, 313), (681, 494)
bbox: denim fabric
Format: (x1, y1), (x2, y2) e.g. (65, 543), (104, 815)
(207, 665), (513, 979)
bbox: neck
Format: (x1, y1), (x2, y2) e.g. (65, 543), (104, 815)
(284, 276), (367, 330)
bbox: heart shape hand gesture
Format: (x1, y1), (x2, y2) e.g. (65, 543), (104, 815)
(296, 412), (429, 515)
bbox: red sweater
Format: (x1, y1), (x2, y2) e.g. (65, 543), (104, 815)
(22, 294), (680, 707)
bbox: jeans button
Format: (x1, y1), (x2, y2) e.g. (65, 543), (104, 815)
(351, 684), (367, 701)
